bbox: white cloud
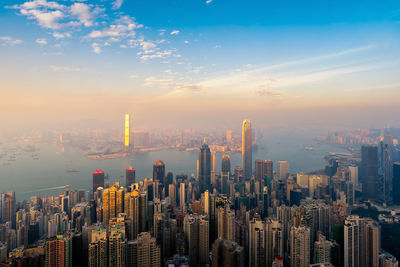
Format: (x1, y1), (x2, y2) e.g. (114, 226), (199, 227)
(0, 36), (23, 45)
(53, 32), (71, 39)
(184, 40), (189, 44)
(36, 38), (48, 45)
(159, 29), (166, 36)
(86, 20), (140, 38)
(112, 0), (124, 9)
(70, 3), (93, 27)
(20, 8), (64, 29)
(140, 41), (156, 53)
(206, 0), (213, 3)
(140, 50), (174, 61)
(50, 65), (83, 72)
(170, 30), (180, 35)
(91, 42), (102, 53)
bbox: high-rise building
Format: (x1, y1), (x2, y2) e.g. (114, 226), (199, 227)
(314, 233), (332, 264)
(46, 235), (72, 267)
(153, 160), (165, 185)
(184, 214), (200, 267)
(92, 170), (105, 192)
(242, 119), (252, 180)
(124, 114), (132, 149)
(290, 225), (310, 267)
(360, 145), (380, 200)
(393, 163), (400, 205)
(217, 206), (235, 241)
(126, 166), (136, 189)
(212, 238), (244, 267)
(125, 190), (140, 239)
(249, 217), (265, 267)
(126, 232), (161, 267)
(179, 183), (185, 212)
(255, 160), (265, 181)
(349, 165), (359, 186)
(222, 154), (231, 174)
(1, 191), (16, 228)
(199, 140), (211, 192)
(277, 161), (289, 180)
(265, 218), (283, 267)
(199, 215), (210, 265)
(103, 186), (124, 225)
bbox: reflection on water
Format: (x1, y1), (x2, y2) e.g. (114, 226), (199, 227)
(0, 131), (347, 200)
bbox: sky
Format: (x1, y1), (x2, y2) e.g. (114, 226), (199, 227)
(1, 0), (400, 131)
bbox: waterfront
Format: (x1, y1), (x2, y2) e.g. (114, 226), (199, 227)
(0, 131), (348, 200)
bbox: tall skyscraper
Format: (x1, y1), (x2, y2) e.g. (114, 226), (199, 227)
(221, 154), (231, 174)
(126, 166), (136, 189)
(102, 186), (124, 225)
(126, 232), (161, 267)
(242, 119), (252, 180)
(290, 225), (311, 267)
(124, 114), (131, 149)
(125, 190), (140, 239)
(249, 217), (265, 267)
(277, 161), (289, 180)
(199, 215), (210, 265)
(1, 191), (16, 228)
(199, 139), (211, 192)
(360, 145), (380, 200)
(92, 170), (105, 192)
(393, 163), (400, 205)
(179, 183), (186, 212)
(153, 160), (165, 185)
(184, 214), (199, 267)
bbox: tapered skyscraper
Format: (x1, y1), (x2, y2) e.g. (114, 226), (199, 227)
(199, 139), (211, 192)
(242, 120), (252, 180)
(124, 114), (130, 147)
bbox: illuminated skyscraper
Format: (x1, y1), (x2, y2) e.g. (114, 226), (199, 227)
(92, 170), (105, 192)
(199, 139), (211, 192)
(125, 190), (140, 239)
(124, 114), (132, 149)
(103, 186), (124, 225)
(242, 120), (252, 180)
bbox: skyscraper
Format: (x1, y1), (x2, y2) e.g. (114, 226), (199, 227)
(277, 161), (289, 180)
(92, 170), (105, 192)
(393, 163), (400, 205)
(126, 232), (161, 267)
(126, 166), (136, 189)
(360, 145), (380, 200)
(199, 139), (211, 192)
(221, 154), (231, 174)
(199, 215), (210, 265)
(102, 186), (124, 225)
(242, 119), (252, 180)
(153, 160), (165, 185)
(124, 113), (132, 149)
(290, 225), (311, 267)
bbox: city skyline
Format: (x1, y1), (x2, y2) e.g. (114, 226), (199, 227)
(1, 0), (400, 130)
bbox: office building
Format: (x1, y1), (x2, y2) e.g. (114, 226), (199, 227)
(242, 119), (252, 180)
(126, 166), (136, 189)
(199, 140), (211, 192)
(277, 161), (289, 180)
(92, 170), (105, 192)
(360, 145), (380, 200)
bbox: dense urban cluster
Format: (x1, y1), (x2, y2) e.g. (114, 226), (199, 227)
(1, 121), (400, 267)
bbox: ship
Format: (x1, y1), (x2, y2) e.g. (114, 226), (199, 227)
(304, 146), (313, 151)
(66, 169), (80, 173)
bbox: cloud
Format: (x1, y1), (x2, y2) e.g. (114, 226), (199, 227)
(170, 30), (180, 35)
(140, 49), (174, 60)
(0, 36), (23, 45)
(91, 42), (102, 53)
(70, 3), (96, 27)
(159, 29), (166, 36)
(184, 40), (190, 44)
(36, 38), (48, 45)
(86, 18), (141, 38)
(112, 0), (124, 9)
(50, 65), (83, 72)
(206, 0), (213, 3)
(256, 88), (282, 97)
(20, 8), (64, 29)
(53, 32), (71, 39)
(140, 41), (156, 53)
(144, 76), (202, 92)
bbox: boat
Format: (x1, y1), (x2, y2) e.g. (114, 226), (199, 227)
(304, 146), (313, 151)
(66, 169), (80, 173)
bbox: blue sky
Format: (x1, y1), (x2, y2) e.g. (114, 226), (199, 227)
(1, 0), (400, 129)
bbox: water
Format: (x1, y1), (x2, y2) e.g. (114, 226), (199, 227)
(0, 131), (347, 200)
